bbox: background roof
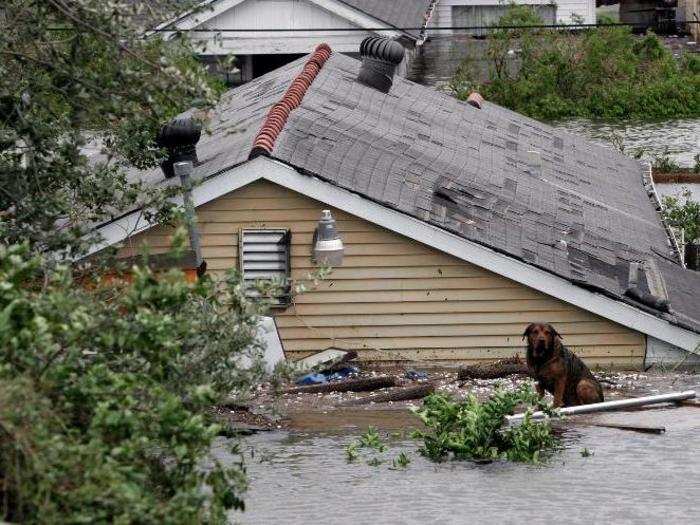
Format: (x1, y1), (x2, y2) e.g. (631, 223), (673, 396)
(338, 0), (432, 36)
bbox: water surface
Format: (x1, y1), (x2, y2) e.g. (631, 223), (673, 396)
(552, 118), (700, 168)
(223, 406), (700, 524)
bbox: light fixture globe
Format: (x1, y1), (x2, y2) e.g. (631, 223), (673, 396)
(313, 210), (344, 266)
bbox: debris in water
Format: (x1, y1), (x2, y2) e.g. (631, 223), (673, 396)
(457, 355), (530, 381)
(285, 376), (397, 395)
(339, 383), (435, 407)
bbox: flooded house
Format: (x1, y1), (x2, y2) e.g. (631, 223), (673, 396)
(86, 38), (700, 370)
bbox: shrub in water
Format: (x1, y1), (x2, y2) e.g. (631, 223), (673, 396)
(410, 385), (557, 463)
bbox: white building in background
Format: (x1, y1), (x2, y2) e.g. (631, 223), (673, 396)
(153, 0), (433, 85)
(429, 0), (596, 34)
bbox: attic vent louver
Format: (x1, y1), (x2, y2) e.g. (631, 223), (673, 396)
(156, 116), (202, 179)
(357, 36), (405, 94)
(239, 229), (291, 307)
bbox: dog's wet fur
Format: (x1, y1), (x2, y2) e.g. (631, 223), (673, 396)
(523, 323), (604, 407)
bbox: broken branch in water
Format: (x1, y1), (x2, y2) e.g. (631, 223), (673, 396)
(591, 423), (666, 434)
(457, 356), (530, 381)
(338, 383), (435, 407)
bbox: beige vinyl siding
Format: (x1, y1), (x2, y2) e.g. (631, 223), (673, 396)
(118, 180), (645, 369)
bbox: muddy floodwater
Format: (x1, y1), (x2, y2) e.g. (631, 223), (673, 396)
(552, 118), (700, 168)
(220, 379), (700, 524)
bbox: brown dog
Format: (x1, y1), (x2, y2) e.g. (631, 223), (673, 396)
(523, 323), (604, 407)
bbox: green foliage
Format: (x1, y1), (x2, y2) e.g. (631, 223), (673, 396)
(358, 426), (388, 453)
(662, 190), (700, 243)
(345, 442), (360, 463)
(0, 1), (223, 255)
(0, 243), (268, 523)
(451, 4), (700, 121)
(651, 147), (682, 173)
(580, 448), (594, 457)
(392, 451), (411, 469)
(410, 385), (558, 463)
(345, 426), (389, 466)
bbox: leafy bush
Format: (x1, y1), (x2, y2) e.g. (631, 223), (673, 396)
(662, 190), (700, 243)
(651, 147), (683, 173)
(410, 385), (557, 463)
(0, 242), (268, 523)
(451, 5), (700, 121)
(0, 0), (221, 255)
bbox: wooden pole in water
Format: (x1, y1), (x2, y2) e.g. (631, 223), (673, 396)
(507, 390), (696, 424)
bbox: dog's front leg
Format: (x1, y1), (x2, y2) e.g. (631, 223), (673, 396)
(553, 377), (566, 408)
(536, 381), (545, 397)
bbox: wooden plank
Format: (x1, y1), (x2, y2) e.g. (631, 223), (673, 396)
(196, 209), (357, 223)
(296, 276), (521, 292)
(292, 231), (405, 245)
(222, 180), (310, 199)
(289, 254), (479, 269)
(285, 346), (645, 363)
(281, 333), (645, 351)
(276, 321), (632, 339)
(281, 299), (574, 315)
(202, 196), (327, 211)
(294, 266), (490, 280)
(197, 220), (373, 234)
(291, 287), (544, 304)
(275, 310), (604, 327)
(293, 243), (435, 257)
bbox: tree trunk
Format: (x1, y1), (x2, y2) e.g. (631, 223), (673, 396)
(338, 383), (435, 406)
(457, 357), (531, 381)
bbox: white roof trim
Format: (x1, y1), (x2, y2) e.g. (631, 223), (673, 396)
(87, 156), (700, 353)
(149, 0), (244, 36)
(150, 0), (404, 40)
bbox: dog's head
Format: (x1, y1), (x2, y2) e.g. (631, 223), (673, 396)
(523, 323), (562, 361)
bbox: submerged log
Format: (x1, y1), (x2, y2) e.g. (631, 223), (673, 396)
(592, 423), (665, 435)
(338, 383), (435, 407)
(457, 356), (530, 381)
(284, 376), (397, 395)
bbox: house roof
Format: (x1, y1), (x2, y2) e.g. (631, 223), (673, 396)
(100, 47), (700, 347)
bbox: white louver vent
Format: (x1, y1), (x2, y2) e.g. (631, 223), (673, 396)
(239, 229), (291, 306)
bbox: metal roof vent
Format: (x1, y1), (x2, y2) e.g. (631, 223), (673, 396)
(467, 92), (484, 109)
(357, 36), (405, 94)
(156, 116), (202, 179)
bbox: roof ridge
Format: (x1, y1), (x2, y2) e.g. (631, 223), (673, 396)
(249, 44), (332, 159)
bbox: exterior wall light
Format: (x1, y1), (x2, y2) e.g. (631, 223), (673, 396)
(313, 210), (344, 266)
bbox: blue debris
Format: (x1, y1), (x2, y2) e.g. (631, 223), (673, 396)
(295, 373), (328, 386)
(326, 366), (360, 382)
(405, 370), (428, 381)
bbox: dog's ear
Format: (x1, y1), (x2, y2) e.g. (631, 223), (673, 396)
(547, 324), (562, 341)
(522, 323), (535, 341)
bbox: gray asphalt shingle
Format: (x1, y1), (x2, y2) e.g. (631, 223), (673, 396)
(338, 0), (431, 36)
